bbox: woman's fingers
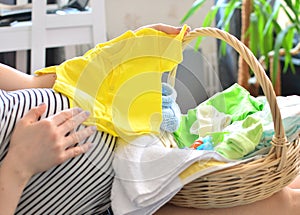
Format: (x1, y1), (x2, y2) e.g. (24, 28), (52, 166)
(60, 125), (96, 161)
(140, 23), (191, 35)
(49, 107), (92, 136)
(64, 125), (97, 149)
(51, 107), (97, 154)
(150, 23), (182, 34)
(60, 110), (92, 135)
(50, 107), (83, 126)
(64, 142), (93, 160)
(19, 103), (47, 124)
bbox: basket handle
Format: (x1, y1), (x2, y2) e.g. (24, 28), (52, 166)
(168, 27), (287, 159)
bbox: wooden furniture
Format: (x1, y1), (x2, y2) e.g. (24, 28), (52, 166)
(0, 0), (107, 74)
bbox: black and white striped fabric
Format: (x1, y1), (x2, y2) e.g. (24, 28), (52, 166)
(0, 89), (116, 214)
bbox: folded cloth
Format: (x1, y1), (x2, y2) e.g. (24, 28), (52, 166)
(253, 95), (300, 149)
(215, 116), (263, 159)
(190, 105), (231, 137)
(111, 134), (258, 215)
(160, 83), (181, 133)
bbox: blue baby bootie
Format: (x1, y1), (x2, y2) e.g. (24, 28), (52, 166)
(160, 82), (181, 133)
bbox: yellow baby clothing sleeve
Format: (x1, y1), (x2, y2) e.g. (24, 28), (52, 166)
(35, 25), (188, 136)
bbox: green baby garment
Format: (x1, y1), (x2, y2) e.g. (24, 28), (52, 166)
(205, 83), (264, 122)
(216, 116), (263, 159)
(173, 84), (264, 149)
(173, 108), (199, 148)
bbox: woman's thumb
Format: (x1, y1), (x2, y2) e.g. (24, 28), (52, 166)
(23, 103), (47, 123)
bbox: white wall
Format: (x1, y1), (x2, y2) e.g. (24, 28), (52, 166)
(105, 0), (217, 70)
(105, 0), (209, 36)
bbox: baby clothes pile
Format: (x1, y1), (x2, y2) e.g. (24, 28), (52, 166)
(174, 83), (265, 159)
(111, 83), (300, 214)
(173, 84), (300, 159)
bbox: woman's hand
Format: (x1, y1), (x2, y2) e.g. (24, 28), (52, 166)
(8, 103), (96, 178)
(135, 23), (191, 35)
(0, 103), (96, 214)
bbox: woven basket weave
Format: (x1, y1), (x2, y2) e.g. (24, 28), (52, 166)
(168, 27), (300, 209)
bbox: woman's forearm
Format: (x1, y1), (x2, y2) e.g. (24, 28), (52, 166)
(0, 63), (56, 90)
(0, 155), (31, 215)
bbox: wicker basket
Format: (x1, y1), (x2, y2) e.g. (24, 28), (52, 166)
(168, 27), (300, 209)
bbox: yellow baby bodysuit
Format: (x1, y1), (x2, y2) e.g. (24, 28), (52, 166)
(36, 25), (188, 136)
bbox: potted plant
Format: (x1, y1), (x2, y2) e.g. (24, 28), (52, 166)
(181, 0), (300, 95)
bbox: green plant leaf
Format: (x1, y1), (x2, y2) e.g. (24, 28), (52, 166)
(263, 0), (280, 36)
(272, 19), (282, 33)
(223, 1), (241, 31)
(280, 7), (295, 25)
(283, 0), (299, 25)
(217, 0), (241, 29)
(180, 0), (207, 24)
(220, 40), (227, 56)
(282, 27), (295, 73)
(257, 8), (266, 55)
(215, 0), (241, 55)
(202, 1), (224, 27)
(192, 0), (229, 52)
(194, 37), (202, 52)
(280, 1), (299, 31)
(251, 0), (274, 58)
(180, 0), (300, 87)
(296, 4), (300, 33)
(249, 13), (259, 56)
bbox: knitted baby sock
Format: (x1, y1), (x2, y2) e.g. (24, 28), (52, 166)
(160, 82), (181, 133)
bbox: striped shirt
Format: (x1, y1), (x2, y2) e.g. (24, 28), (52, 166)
(0, 88), (116, 214)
